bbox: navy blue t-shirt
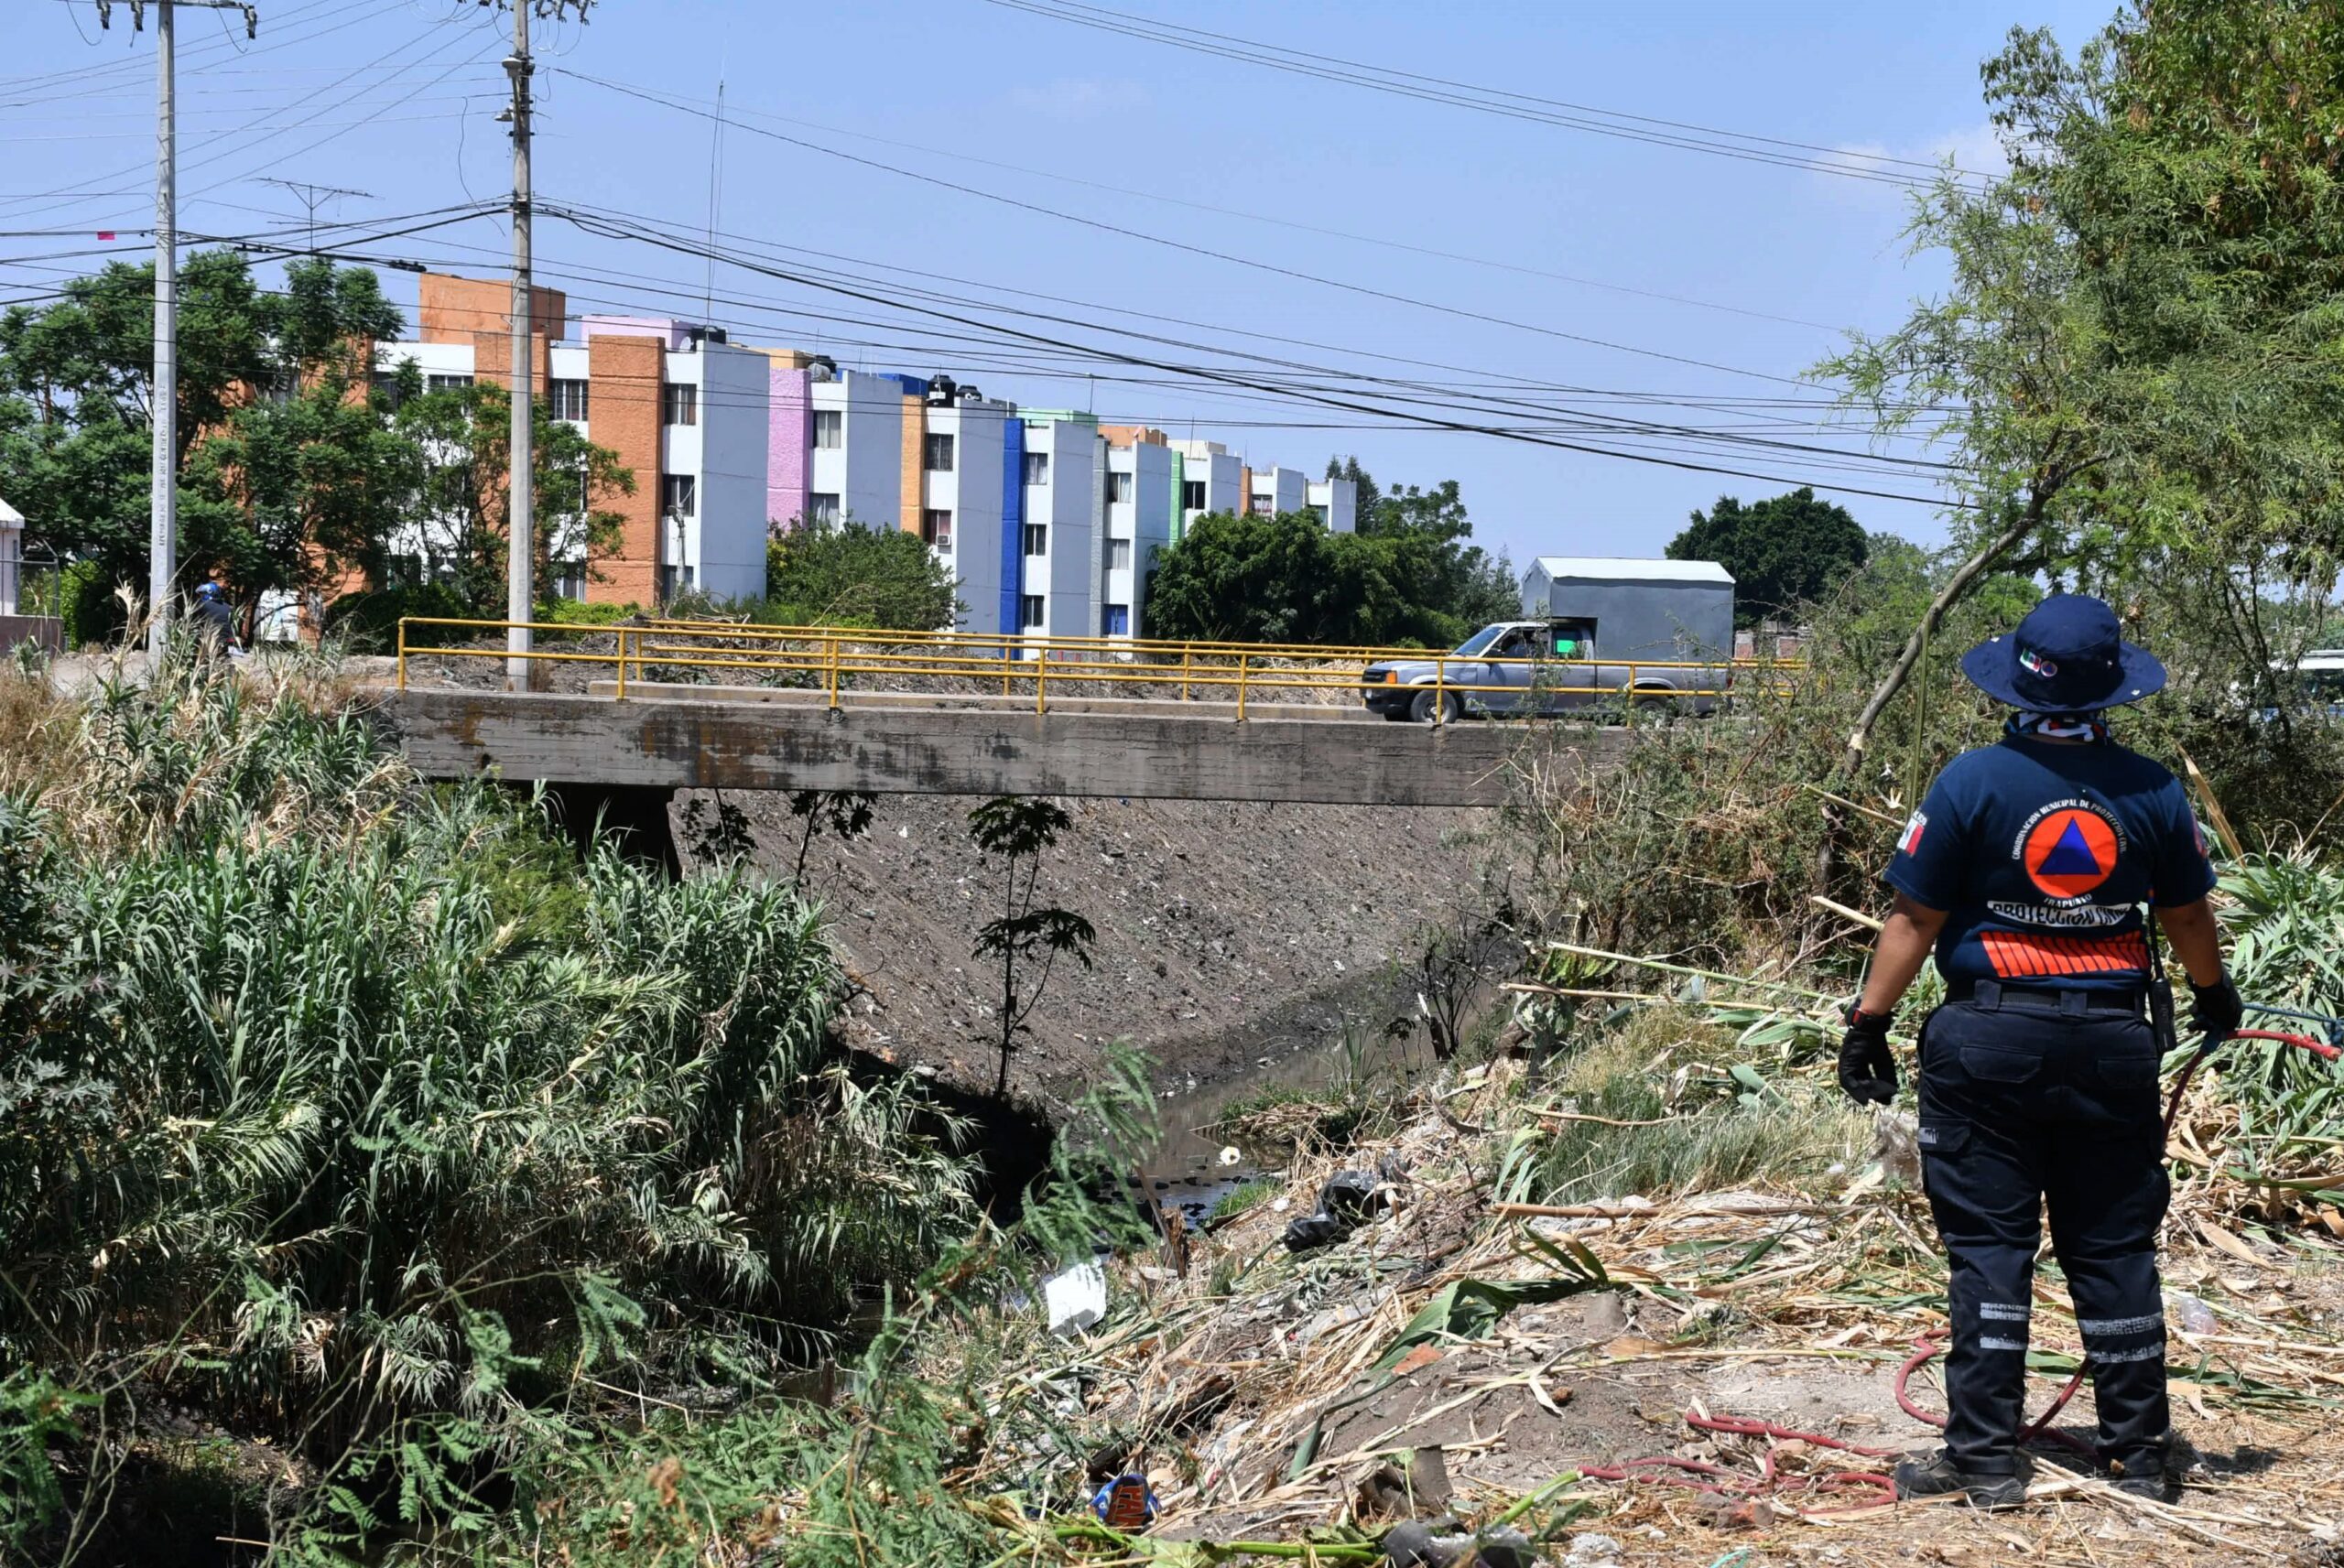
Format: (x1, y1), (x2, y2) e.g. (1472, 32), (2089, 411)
(1884, 735), (2217, 989)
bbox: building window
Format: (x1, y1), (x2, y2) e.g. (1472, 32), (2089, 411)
(1104, 603), (1129, 636)
(923, 432), (955, 471)
(1106, 470), (1134, 504)
(813, 409), (842, 449)
(1020, 594), (1045, 631)
(370, 372), (407, 412)
(1181, 479), (1206, 512)
(1108, 537), (1132, 571)
(807, 492), (841, 527)
(922, 509), (952, 547)
(661, 474), (697, 518)
(662, 383), (698, 427)
(548, 378), (589, 421)
(1022, 523), (1047, 557)
(551, 559), (587, 600)
(425, 373), (473, 395)
(1249, 493), (1275, 516)
(1022, 450), (1049, 485)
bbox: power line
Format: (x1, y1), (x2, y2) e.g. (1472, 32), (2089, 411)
(984, 0), (1991, 191)
(561, 68), (1819, 389)
(542, 203), (1969, 508)
(548, 70), (1840, 335)
(244, 206), (1959, 470)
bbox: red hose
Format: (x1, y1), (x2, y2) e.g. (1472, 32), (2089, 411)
(1577, 1410), (1901, 1519)
(1561, 1029), (2339, 1515)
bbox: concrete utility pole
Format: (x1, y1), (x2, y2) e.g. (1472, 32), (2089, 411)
(498, 3), (595, 688)
(95, 1), (257, 662)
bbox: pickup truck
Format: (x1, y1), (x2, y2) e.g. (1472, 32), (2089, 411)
(1359, 620), (1729, 723)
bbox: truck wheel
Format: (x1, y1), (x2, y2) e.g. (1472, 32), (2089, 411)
(1411, 688), (1461, 725)
(1632, 693), (1677, 722)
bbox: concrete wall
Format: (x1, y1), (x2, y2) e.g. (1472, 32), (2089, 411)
(765, 358), (811, 530)
(997, 417), (1026, 638)
(1308, 477), (1358, 533)
(1018, 416), (1097, 647)
(386, 688), (1602, 806)
(808, 371), (906, 527)
(923, 399), (1010, 633)
(585, 332), (665, 606)
(692, 343), (771, 600)
(1122, 439), (1174, 638)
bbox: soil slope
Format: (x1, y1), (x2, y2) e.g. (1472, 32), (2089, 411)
(674, 788), (1514, 1103)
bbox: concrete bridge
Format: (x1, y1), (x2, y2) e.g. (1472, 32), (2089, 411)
(382, 683), (1627, 807)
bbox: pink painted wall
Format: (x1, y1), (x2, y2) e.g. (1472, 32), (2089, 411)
(768, 362), (811, 531)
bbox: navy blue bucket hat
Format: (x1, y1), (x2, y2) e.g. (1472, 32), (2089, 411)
(1960, 592), (2165, 713)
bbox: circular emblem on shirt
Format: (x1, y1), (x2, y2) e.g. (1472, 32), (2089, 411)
(2022, 805), (2122, 900)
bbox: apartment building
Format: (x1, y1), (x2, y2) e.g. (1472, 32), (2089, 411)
(374, 272), (1356, 636)
(374, 276), (770, 604)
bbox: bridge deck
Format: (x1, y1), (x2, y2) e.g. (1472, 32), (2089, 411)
(383, 685), (1624, 806)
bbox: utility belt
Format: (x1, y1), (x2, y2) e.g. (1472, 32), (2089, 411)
(1945, 978), (2148, 1018)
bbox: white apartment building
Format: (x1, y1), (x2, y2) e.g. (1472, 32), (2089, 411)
(1015, 414), (1100, 645)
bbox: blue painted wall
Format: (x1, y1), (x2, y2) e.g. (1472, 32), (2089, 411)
(998, 418), (1026, 640)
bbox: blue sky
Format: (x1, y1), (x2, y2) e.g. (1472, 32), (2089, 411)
(5, 0), (2117, 568)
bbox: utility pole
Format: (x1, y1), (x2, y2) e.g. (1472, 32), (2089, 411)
(257, 178), (372, 254)
(498, 0), (594, 690)
(94, 1), (257, 664)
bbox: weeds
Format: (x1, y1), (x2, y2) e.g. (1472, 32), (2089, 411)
(1498, 1008), (1866, 1206)
(0, 647), (982, 1562)
(1206, 1176), (1281, 1225)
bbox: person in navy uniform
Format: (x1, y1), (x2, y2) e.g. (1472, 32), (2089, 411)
(1839, 593), (2241, 1508)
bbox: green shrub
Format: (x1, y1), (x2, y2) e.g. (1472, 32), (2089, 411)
(537, 596), (636, 626)
(0, 654), (979, 1555)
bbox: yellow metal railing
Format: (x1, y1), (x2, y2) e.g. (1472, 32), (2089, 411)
(396, 616), (1797, 724)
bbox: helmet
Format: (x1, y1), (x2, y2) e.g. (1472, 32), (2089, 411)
(194, 582), (224, 601)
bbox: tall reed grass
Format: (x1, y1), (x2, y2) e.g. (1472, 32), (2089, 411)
(0, 646), (978, 1562)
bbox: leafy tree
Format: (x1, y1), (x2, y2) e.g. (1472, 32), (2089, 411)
(1148, 465), (1519, 647)
(0, 253), (407, 638)
(765, 516), (960, 629)
(1667, 487), (1868, 626)
(385, 376), (633, 617)
(1822, 4), (2344, 767)
(967, 796), (1093, 1100)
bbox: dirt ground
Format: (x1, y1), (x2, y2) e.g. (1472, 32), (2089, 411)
(1056, 1087), (2344, 1568)
(675, 785), (1514, 1104)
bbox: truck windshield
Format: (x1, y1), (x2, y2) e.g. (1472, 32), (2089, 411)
(1452, 626), (1509, 657)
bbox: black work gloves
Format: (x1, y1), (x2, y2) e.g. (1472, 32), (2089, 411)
(1838, 1007), (1897, 1106)
(2190, 973), (2245, 1043)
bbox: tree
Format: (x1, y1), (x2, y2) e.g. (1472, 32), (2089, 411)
(387, 377), (633, 617)
(1667, 488), (1868, 627)
(1146, 467), (1519, 648)
(967, 796), (1093, 1100)
(765, 517), (960, 629)
(1822, 5), (2344, 769)
(0, 253), (408, 638)
(1324, 453), (1382, 522)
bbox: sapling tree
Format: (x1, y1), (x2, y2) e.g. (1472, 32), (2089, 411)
(967, 796), (1094, 1099)
(787, 789), (875, 882)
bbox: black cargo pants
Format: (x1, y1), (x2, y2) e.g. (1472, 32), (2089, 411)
(1916, 980), (2171, 1476)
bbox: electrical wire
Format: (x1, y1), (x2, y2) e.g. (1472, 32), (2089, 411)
(559, 68), (1822, 389)
(983, 0), (1990, 191)
(543, 71), (1839, 334)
